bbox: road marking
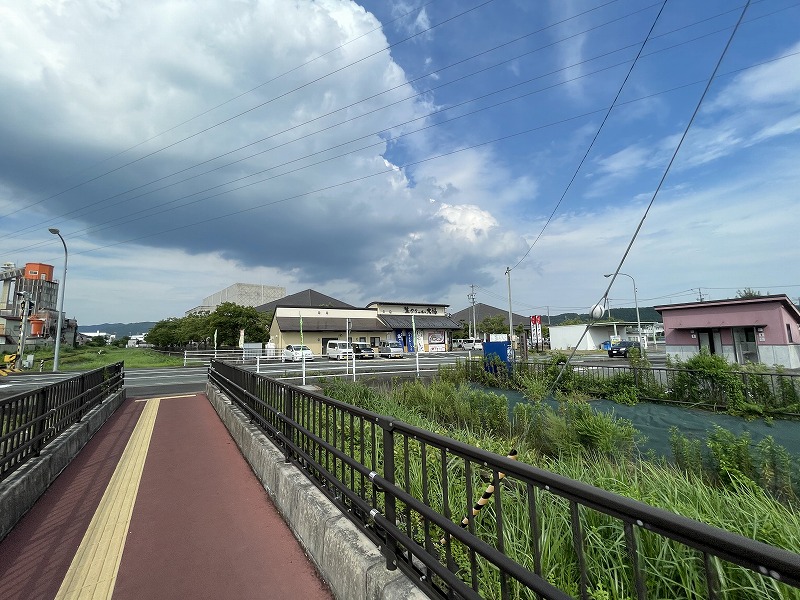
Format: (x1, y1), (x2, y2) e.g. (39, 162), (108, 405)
(55, 398), (160, 600)
(133, 394), (196, 402)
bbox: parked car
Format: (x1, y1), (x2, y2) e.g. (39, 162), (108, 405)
(326, 340), (354, 360)
(283, 344), (314, 362)
(351, 341), (375, 359)
(607, 340), (640, 358)
(462, 339), (482, 351)
(378, 340), (404, 358)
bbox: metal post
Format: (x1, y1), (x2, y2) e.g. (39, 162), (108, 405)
(605, 272), (642, 352)
(49, 228), (68, 372)
(412, 315), (419, 377)
(16, 292), (29, 370)
(506, 267), (514, 347)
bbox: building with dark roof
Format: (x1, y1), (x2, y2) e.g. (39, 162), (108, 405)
(655, 294), (800, 367)
(266, 295), (461, 355)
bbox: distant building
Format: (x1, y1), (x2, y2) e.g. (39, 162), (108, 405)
(264, 291), (461, 354)
(186, 283), (286, 315)
(1, 261), (76, 353)
(549, 322), (664, 351)
(655, 295), (800, 368)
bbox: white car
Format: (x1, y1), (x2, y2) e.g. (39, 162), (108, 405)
(282, 344), (314, 362)
(326, 340), (354, 360)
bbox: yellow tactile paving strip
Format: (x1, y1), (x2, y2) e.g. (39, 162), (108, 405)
(54, 398), (161, 600)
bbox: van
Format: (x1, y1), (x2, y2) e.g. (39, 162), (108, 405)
(326, 340), (354, 360)
(462, 339), (482, 351)
(378, 340), (403, 358)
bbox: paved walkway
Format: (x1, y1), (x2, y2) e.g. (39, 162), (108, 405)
(0, 393), (333, 600)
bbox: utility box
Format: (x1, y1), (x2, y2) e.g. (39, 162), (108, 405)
(483, 341), (514, 374)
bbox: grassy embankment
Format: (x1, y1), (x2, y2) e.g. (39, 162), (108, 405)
(9, 346), (185, 371)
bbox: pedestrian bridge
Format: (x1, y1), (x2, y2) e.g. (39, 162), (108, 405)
(1, 362), (798, 599)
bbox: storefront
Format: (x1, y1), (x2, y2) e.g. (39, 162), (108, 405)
(367, 302), (461, 352)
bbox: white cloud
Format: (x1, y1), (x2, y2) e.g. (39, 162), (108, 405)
(711, 43), (800, 110)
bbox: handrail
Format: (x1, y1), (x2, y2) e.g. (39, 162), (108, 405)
(208, 361), (800, 599)
(0, 363), (124, 482)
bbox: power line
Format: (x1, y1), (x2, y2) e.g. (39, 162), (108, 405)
(1, 0), (643, 239)
(0, 0), (497, 222)
(9, 0), (784, 241)
(1, 2), (795, 265)
(4, 46), (798, 260)
(5, 1), (795, 250)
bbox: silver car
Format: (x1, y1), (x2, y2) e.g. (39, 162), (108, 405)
(378, 340), (403, 358)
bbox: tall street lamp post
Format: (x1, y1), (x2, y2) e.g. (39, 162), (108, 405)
(49, 228), (68, 372)
(604, 272), (642, 350)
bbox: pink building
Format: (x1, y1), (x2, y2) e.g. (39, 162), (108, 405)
(655, 295), (800, 368)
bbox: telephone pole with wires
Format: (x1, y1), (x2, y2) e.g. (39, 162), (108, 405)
(468, 287), (477, 341)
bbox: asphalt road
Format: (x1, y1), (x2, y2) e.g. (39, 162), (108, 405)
(0, 350), (664, 399)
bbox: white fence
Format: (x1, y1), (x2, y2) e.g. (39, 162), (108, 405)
(183, 347), (281, 366)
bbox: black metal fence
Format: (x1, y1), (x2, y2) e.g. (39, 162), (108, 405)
(0, 363), (124, 482)
(209, 360), (800, 600)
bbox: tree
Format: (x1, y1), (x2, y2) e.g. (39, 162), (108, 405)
(479, 315), (508, 334)
(180, 313), (212, 347)
(207, 302), (270, 346)
(736, 288), (764, 299)
(560, 317), (587, 325)
(145, 318), (183, 349)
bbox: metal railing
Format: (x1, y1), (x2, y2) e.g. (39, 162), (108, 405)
(208, 361), (800, 600)
(183, 348), (282, 366)
(516, 361), (800, 416)
(0, 362), (124, 482)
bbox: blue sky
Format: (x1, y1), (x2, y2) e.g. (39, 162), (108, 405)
(1, 0), (798, 325)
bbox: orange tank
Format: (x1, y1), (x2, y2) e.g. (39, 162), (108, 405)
(29, 318), (45, 337)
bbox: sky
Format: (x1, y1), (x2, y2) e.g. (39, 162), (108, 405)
(1, 0), (799, 326)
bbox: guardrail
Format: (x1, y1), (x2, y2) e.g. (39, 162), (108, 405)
(0, 362), (124, 482)
(208, 360), (800, 599)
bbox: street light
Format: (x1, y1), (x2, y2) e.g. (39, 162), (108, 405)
(49, 228), (68, 372)
(604, 272), (642, 350)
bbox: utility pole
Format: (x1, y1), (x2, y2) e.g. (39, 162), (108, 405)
(697, 288), (705, 302)
(505, 268), (514, 347)
(16, 291), (29, 369)
(468, 286), (477, 342)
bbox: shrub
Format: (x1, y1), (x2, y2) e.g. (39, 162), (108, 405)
(667, 350), (745, 411)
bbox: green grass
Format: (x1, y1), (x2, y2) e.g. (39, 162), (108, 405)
(318, 376), (800, 599)
(20, 346), (185, 371)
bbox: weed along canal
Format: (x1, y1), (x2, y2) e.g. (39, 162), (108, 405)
(492, 386), (800, 460)
(318, 356), (800, 598)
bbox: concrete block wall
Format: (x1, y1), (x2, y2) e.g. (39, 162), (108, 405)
(0, 389), (126, 541)
(205, 383), (427, 600)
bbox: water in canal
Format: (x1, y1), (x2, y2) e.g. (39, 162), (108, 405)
(488, 386), (800, 460)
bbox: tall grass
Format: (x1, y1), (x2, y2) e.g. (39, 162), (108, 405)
(318, 376), (800, 599)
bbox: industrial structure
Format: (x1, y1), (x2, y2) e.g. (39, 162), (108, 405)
(185, 283), (286, 316)
(0, 262), (76, 356)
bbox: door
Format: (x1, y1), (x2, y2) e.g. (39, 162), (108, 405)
(732, 327), (759, 364)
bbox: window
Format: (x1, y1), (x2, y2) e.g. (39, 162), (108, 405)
(788, 324), (794, 343)
(370, 337), (380, 347)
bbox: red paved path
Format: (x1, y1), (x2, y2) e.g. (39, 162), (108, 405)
(0, 393), (333, 600)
